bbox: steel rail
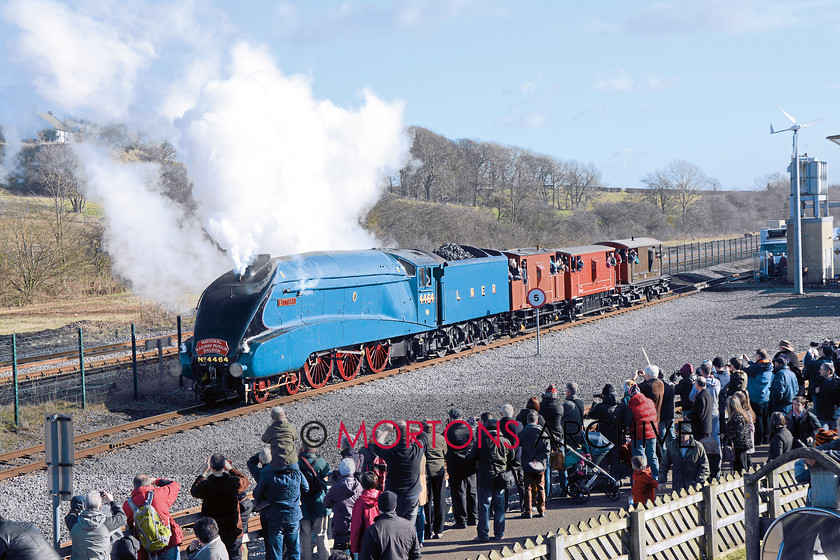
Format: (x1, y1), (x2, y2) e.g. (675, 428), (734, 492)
(0, 331), (193, 376)
(0, 271), (750, 482)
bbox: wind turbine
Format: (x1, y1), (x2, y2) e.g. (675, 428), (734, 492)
(770, 106), (823, 295)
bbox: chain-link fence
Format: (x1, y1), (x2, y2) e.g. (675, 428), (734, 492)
(662, 235), (758, 275)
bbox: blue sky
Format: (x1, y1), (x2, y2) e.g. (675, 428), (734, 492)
(2, 0), (840, 190)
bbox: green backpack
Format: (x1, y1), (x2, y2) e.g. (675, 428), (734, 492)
(127, 490), (172, 552)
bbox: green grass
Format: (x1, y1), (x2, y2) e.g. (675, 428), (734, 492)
(722, 546), (745, 560)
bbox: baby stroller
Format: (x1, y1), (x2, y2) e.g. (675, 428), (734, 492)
(562, 432), (622, 505)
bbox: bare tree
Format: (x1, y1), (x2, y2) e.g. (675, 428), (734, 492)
(403, 127), (454, 203)
(0, 211), (63, 303)
(642, 168), (674, 214)
(457, 139), (490, 207)
(30, 144), (85, 257)
(559, 160), (602, 210)
(669, 160), (712, 220)
(144, 141), (197, 213)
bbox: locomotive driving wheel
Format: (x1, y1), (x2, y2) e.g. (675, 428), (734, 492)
(335, 350), (362, 381)
(252, 379), (270, 403)
(365, 341), (391, 373)
(303, 354), (333, 388)
(284, 370), (300, 395)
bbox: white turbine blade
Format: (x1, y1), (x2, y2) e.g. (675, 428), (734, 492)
(770, 124), (794, 134)
(800, 117), (825, 128)
(778, 106), (797, 124)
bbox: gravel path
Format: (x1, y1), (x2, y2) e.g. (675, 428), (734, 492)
(1, 285), (838, 550)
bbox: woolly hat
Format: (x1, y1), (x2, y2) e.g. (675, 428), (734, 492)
(378, 491), (397, 512)
(339, 457), (356, 477)
(601, 384), (615, 396)
(448, 408), (463, 420)
(679, 363), (693, 377)
(270, 406), (287, 422)
(544, 384), (557, 398)
(643, 365), (660, 378)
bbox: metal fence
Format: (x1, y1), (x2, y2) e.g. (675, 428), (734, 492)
(663, 235), (759, 275)
(0, 317), (193, 427)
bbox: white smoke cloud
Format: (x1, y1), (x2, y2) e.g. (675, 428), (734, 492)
(175, 42), (408, 273)
(1, 1), (409, 306)
(73, 143), (229, 306)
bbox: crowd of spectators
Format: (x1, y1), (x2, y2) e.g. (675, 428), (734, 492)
(6, 339), (840, 560)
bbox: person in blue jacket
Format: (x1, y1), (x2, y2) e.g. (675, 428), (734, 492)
(770, 355), (799, 415)
(742, 349), (773, 445)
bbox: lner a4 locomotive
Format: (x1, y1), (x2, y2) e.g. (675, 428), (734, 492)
(179, 239), (668, 402)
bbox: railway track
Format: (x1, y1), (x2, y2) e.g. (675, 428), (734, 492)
(0, 271), (751, 484)
(0, 332), (194, 385)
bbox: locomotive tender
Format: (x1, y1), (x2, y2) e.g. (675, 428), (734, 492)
(180, 239), (668, 402)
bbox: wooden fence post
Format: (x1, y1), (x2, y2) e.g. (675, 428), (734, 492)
(703, 483), (720, 559)
(629, 508), (647, 560)
(745, 475), (760, 560)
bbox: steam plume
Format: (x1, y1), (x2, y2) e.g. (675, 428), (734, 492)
(1, 1), (409, 305)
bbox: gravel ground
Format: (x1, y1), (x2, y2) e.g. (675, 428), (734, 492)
(2, 285), (839, 553)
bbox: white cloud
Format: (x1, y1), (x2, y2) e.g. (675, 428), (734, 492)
(1, 0), (157, 120)
(594, 68), (678, 93)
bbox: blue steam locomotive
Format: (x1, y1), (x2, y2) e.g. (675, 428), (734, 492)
(180, 246), (512, 402)
(180, 240), (668, 403)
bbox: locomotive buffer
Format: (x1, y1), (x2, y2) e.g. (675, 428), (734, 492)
(527, 288), (547, 356)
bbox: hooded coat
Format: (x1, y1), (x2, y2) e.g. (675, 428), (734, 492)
(359, 511), (421, 560)
(628, 392), (658, 441)
(324, 474), (363, 537)
(0, 517), (61, 560)
(588, 389), (621, 444)
(745, 360), (773, 404)
(70, 503), (127, 560)
(769, 366), (799, 412)
(261, 420), (299, 470)
(658, 435), (710, 492)
(539, 396), (564, 447)
(350, 488), (381, 554)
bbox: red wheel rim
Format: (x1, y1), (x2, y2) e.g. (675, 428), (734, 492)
(336, 352), (361, 381)
(253, 379), (269, 403)
(285, 371), (300, 395)
(303, 355), (333, 388)
(365, 342), (390, 374)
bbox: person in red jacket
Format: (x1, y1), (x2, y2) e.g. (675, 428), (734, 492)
(630, 455), (658, 506)
(123, 474), (183, 560)
(627, 380), (660, 479)
(350, 472), (381, 556)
